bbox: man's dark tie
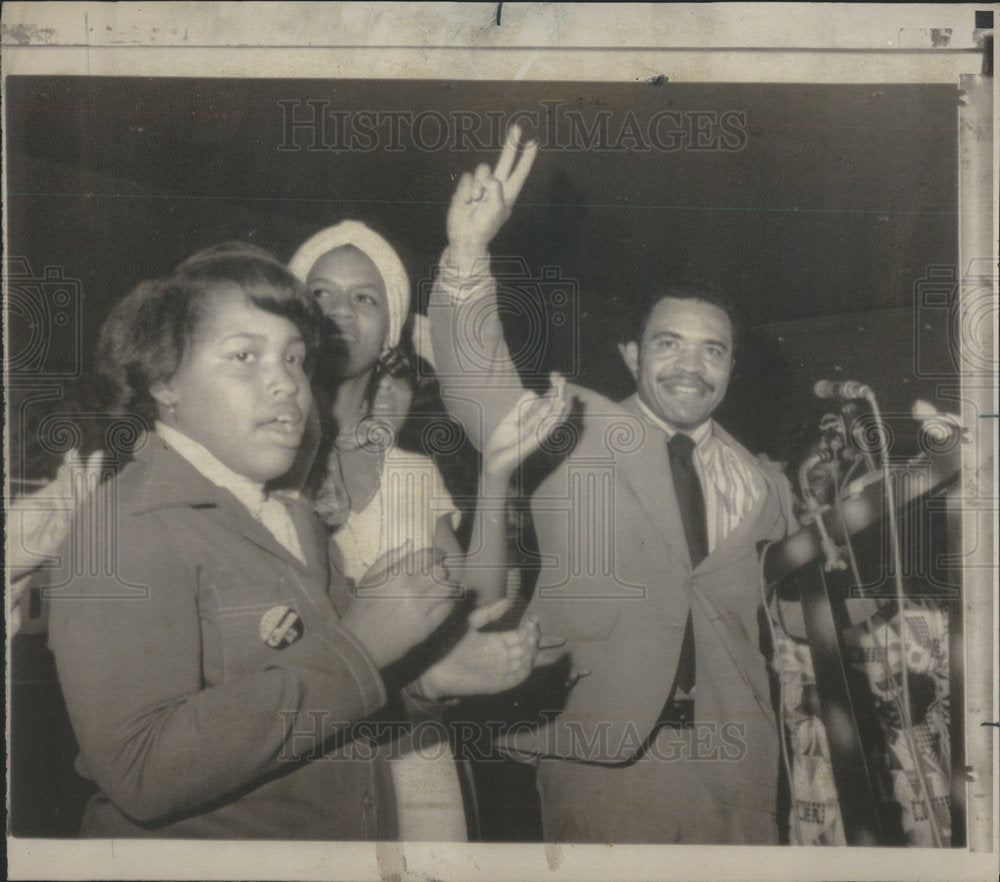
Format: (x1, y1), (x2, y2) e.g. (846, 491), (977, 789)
(668, 433), (709, 567)
(667, 432), (708, 697)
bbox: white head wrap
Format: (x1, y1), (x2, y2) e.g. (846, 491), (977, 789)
(288, 220), (410, 352)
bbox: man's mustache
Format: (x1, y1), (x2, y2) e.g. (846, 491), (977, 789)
(656, 372), (714, 393)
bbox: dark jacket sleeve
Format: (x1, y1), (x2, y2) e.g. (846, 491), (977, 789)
(47, 504), (386, 825)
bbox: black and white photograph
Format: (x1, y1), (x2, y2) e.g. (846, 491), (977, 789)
(3, 3), (997, 880)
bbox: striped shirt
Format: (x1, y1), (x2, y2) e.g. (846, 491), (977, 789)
(636, 402), (763, 552)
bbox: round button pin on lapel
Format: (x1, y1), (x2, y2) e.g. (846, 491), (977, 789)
(259, 605), (304, 649)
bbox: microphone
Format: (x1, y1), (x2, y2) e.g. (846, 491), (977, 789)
(814, 379), (873, 401)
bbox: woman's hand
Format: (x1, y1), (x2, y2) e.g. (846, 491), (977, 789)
(6, 449), (105, 634)
(419, 598), (566, 699)
(343, 542), (462, 669)
(446, 125), (539, 272)
(482, 373), (570, 479)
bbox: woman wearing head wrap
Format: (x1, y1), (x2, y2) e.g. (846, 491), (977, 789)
(288, 221), (568, 841)
(289, 221), (448, 569)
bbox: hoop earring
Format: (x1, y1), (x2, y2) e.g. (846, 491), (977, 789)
(378, 345), (407, 376)
(371, 372), (396, 416)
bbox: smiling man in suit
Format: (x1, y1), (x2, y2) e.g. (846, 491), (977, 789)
(428, 128), (796, 844)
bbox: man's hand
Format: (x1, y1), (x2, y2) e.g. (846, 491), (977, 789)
(341, 542), (461, 669)
(446, 125), (539, 273)
(482, 373), (570, 479)
(420, 599), (566, 699)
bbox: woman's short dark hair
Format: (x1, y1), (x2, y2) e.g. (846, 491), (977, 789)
(96, 242), (321, 421)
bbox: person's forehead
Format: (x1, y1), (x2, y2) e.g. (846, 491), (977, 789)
(194, 286), (296, 335)
(308, 246), (385, 290)
(644, 297), (732, 341)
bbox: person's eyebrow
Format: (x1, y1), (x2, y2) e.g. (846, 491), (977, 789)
(308, 276), (382, 294)
(648, 330), (730, 351)
(217, 331), (306, 347)
(702, 338), (730, 351)
(219, 332), (267, 342)
(305, 275), (337, 287)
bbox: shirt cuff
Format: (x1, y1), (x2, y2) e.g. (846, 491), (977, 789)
(401, 675), (461, 720)
(436, 247), (495, 303)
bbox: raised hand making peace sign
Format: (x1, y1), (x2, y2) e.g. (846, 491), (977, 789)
(446, 125), (538, 270)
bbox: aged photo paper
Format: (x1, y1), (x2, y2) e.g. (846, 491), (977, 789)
(3, 3), (997, 881)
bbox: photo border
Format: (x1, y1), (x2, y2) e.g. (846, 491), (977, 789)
(3, 3), (996, 881)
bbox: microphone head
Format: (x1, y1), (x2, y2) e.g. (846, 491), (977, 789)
(844, 381), (874, 400)
(814, 379), (873, 400)
(814, 379), (836, 399)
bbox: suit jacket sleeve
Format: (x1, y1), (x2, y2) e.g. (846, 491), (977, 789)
(757, 454), (800, 537)
(427, 248), (527, 449)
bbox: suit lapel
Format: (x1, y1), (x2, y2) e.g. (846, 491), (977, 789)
(217, 495), (306, 571)
(279, 494), (359, 622)
(134, 438), (316, 572)
(615, 395), (692, 569)
(283, 493), (329, 577)
(610, 401), (789, 575)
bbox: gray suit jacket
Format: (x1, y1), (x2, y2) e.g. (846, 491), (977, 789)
(429, 263), (794, 811)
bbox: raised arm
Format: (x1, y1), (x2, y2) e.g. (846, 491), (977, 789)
(428, 126), (540, 449)
(458, 375), (569, 607)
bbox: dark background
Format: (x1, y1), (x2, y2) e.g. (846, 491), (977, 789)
(5, 76), (960, 838)
(6, 76), (959, 471)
